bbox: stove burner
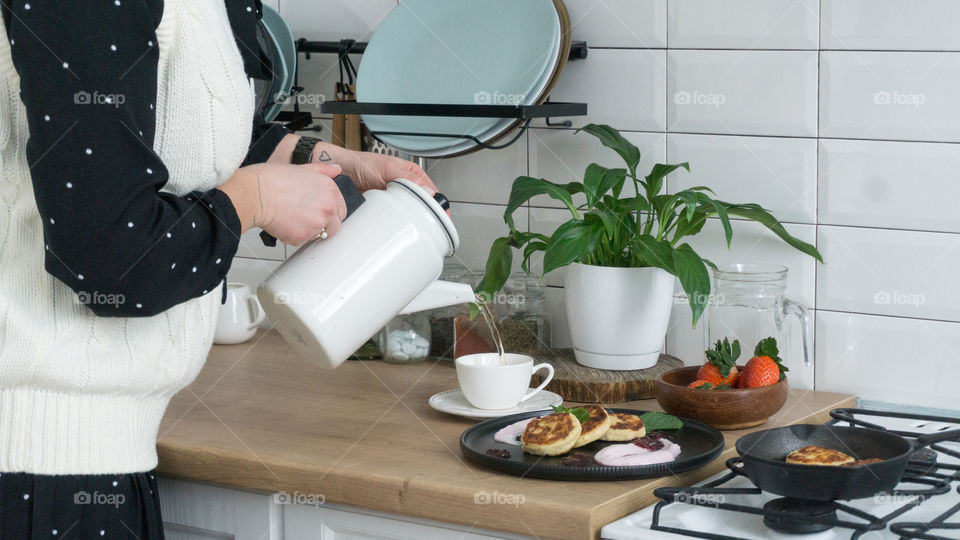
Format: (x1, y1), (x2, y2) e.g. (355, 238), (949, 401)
(763, 498), (838, 534)
(645, 408), (960, 540)
(906, 447), (940, 476)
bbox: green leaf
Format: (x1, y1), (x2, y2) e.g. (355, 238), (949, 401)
(475, 236), (514, 304)
(583, 164), (627, 208)
(631, 235), (676, 273)
(672, 210), (709, 243)
(521, 241), (548, 274)
(692, 381), (715, 390)
(643, 162), (690, 200)
(617, 194), (651, 213)
(577, 124), (641, 176)
(543, 219), (604, 274)
(672, 243), (711, 326)
(724, 203), (824, 263)
(640, 411), (683, 431)
(552, 405), (591, 424)
(708, 200), (734, 248)
(588, 210), (620, 239)
(504, 176), (582, 229)
(705, 337), (741, 376)
(676, 190), (701, 223)
(651, 194), (681, 235)
(754, 336), (779, 358)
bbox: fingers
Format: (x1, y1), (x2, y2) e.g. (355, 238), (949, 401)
(400, 161), (438, 194)
(322, 215), (342, 238)
(335, 190), (348, 221)
(305, 162), (342, 179)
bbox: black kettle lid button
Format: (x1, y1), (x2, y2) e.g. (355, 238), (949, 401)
(433, 192), (451, 211)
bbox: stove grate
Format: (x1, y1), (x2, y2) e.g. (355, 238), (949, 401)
(647, 405), (960, 540)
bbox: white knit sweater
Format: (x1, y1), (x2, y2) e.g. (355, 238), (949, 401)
(0, 1), (253, 474)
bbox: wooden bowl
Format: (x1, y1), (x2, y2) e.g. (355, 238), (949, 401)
(654, 366), (789, 430)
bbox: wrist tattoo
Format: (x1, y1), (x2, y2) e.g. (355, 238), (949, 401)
(317, 150), (332, 162)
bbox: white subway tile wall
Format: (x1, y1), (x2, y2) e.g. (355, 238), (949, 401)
(232, 1), (960, 408)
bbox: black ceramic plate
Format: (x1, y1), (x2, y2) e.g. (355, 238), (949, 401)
(460, 408), (725, 481)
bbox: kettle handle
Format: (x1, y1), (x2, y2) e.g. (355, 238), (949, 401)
(260, 174), (366, 247)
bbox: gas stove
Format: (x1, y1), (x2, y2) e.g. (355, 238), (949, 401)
(602, 407), (960, 540)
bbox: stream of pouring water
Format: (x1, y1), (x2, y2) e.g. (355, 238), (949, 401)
(474, 295), (506, 365)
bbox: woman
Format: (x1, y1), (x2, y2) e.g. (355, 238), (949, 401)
(0, 1), (436, 536)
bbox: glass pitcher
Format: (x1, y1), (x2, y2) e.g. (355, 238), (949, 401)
(703, 264), (812, 371)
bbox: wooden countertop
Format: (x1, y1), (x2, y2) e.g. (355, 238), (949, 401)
(157, 330), (856, 540)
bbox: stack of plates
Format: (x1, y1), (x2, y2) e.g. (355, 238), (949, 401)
(357, 0), (570, 158)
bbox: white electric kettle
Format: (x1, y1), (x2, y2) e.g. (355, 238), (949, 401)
(258, 178), (475, 369)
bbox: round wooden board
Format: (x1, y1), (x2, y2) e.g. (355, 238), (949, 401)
(528, 349), (684, 403)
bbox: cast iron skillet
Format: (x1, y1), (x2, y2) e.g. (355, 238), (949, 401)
(735, 423), (960, 501)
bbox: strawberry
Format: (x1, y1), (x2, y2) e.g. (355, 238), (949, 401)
(698, 337), (741, 387)
(688, 379), (716, 389)
(739, 337), (789, 388)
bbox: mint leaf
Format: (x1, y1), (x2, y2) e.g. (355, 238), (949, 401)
(551, 405), (591, 424)
(640, 411), (683, 431)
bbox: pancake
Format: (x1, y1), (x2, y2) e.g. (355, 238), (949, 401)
(785, 445), (856, 466)
(843, 458), (883, 467)
(572, 405), (613, 448)
(521, 412), (582, 456)
(601, 413), (647, 442)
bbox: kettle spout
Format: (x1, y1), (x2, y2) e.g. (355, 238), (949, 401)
(400, 280), (475, 314)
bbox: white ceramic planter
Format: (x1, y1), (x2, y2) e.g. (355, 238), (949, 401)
(564, 263), (675, 370)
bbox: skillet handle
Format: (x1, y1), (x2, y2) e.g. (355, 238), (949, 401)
(914, 428), (960, 448)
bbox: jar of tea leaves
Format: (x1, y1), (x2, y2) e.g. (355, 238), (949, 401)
(427, 260), (469, 360)
(496, 275), (551, 355)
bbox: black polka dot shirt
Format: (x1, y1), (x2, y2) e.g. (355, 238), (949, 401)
(1, 0), (289, 317)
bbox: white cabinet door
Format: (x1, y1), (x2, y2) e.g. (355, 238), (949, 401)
(283, 503), (530, 540)
(159, 478), (281, 540)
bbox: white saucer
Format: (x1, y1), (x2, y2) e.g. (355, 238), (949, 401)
(428, 388), (563, 420)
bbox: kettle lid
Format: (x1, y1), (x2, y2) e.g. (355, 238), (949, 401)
(390, 179), (459, 256)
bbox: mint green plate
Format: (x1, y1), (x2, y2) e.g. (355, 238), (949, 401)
(357, 0), (561, 156)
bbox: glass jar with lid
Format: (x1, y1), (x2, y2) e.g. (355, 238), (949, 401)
(427, 260), (469, 360)
(454, 272), (551, 357)
(380, 312), (431, 364)
(496, 274), (551, 355)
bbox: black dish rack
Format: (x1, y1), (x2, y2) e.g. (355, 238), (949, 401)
(278, 38), (589, 151)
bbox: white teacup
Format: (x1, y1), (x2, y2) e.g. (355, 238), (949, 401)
(214, 283), (266, 345)
(455, 353), (555, 410)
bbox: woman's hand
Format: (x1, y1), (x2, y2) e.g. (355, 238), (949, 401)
(311, 142), (438, 194)
(220, 162), (347, 246)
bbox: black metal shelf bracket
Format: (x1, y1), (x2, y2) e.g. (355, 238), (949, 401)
(296, 39), (589, 62)
(318, 100), (586, 119)
(317, 101), (586, 152)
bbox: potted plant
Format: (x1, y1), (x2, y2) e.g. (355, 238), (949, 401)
(475, 124), (823, 370)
